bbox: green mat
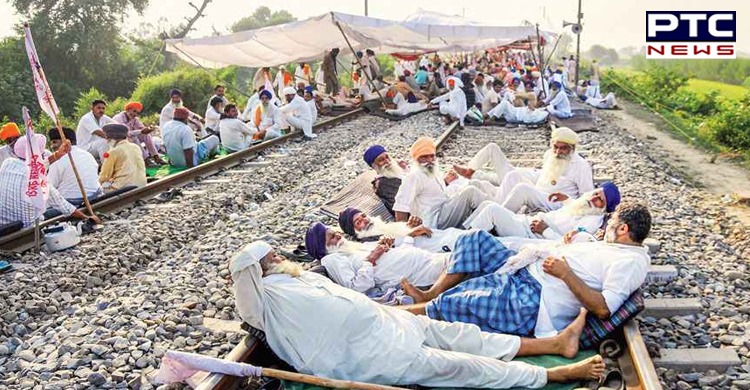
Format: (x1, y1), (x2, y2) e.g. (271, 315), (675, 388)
(281, 350), (596, 390)
(145, 147), (233, 178)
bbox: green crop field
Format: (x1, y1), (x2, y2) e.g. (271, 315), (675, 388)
(682, 79), (750, 100)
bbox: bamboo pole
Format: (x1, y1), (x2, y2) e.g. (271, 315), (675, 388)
(334, 21), (389, 109)
(260, 367), (403, 390)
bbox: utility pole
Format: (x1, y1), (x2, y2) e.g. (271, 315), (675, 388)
(364, 0), (368, 16)
(574, 0), (582, 86)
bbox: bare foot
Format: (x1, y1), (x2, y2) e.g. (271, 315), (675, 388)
(452, 164), (475, 179)
(556, 308), (588, 358)
(400, 278), (431, 303)
(547, 355), (605, 383)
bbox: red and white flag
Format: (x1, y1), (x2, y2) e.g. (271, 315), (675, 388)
(21, 106), (49, 218)
(24, 23), (60, 122)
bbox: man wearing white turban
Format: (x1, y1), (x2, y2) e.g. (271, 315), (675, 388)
(231, 241), (605, 389)
(430, 76), (467, 126)
(279, 86), (316, 139)
(452, 128), (594, 212)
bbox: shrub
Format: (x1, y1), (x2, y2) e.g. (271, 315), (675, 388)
(702, 95), (750, 150)
(131, 68), (215, 115)
(73, 88), (109, 120)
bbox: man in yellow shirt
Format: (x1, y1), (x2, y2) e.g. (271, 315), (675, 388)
(99, 124), (147, 192)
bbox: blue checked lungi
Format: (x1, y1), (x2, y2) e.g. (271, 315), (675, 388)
(425, 230), (542, 336)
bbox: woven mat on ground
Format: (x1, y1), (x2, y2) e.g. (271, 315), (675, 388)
(280, 349), (597, 390)
(464, 119), (547, 128)
(320, 170), (394, 222)
(320, 106), (361, 117)
(550, 109), (599, 133)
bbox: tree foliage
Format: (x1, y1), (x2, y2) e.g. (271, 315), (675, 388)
(230, 6), (297, 33)
(585, 45), (619, 65)
(630, 57), (750, 86)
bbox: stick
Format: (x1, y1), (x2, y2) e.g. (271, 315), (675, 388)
(334, 21), (389, 109)
(51, 114), (96, 218)
(34, 218), (40, 252)
(260, 367), (403, 390)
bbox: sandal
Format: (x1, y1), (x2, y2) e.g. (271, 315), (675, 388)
(0, 260), (14, 274)
(598, 369), (625, 390)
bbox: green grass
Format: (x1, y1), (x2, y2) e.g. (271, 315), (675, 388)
(682, 79), (750, 100)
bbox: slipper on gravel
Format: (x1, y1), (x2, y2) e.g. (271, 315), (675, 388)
(598, 369), (625, 390)
(0, 260), (14, 274)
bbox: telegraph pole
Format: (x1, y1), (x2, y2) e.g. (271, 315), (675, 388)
(574, 0), (582, 86)
(364, 0), (368, 16)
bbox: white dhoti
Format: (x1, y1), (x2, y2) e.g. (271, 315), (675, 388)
(467, 143), (514, 186)
(489, 100), (549, 124)
(434, 184), (494, 229)
(284, 115), (314, 138)
(438, 101), (466, 126)
(399, 316), (546, 389)
(83, 137), (109, 162)
(586, 92), (617, 109)
(494, 170), (562, 213)
(546, 105), (572, 119)
(386, 92), (427, 116)
(463, 201), (534, 238)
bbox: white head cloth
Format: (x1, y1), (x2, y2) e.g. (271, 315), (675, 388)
(230, 241), (272, 331)
(445, 76), (464, 88)
(282, 86), (297, 96)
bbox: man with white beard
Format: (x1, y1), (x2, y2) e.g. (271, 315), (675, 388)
(231, 240), (605, 389)
(393, 137), (494, 229)
(338, 207), (471, 253)
(501, 127), (593, 213)
(304, 222), (450, 293)
(400, 201), (651, 339)
(464, 183), (620, 240)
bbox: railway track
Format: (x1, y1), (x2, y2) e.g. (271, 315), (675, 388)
(0, 108), (364, 253)
(193, 119), (663, 390)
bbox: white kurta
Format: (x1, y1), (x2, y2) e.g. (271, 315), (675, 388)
(321, 243), (449, 292)
(47, 146), (102, 200)
(241, 93), (260, 121)
(219, 118), (255, 152)
(527, 242), (650, 336)
(586, 92), (617, 109)
(393, 168), (449, 227)
(395, 227), (473, 253)
(545, 90), (572, 118)
(279, 96), (314, 137)
(159, 102), (198, 129)
(76, 111), (113, 160)
(233, 270), (547, 389)
(431, 88), (467, 125)
(204, 107), (222, 132)
(386, 92), (427, 116)
(488, 100), (549, 124)
(0, 145), (16, 167)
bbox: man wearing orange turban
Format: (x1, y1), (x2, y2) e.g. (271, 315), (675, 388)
(113, 101), (166, 167)
(0, 122), (22, 165)
(392, 137), (494, 229)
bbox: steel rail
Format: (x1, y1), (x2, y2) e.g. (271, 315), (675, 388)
(0, 109), (364, 252)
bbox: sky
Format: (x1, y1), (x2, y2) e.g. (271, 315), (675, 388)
(1, 0), (747, 54)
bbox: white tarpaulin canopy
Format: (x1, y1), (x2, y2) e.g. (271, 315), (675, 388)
(165, 12), (540, 68)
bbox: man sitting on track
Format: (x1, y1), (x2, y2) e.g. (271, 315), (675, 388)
(231, 240), (605, 389)
(583, 92), (618, 110)
(385, 91), (428, 116)
(393, 137), (494, 229)
(430, 76), (467, 126)
(400, 202), (651, 338)
(542, 81), (573, 118)
(304, 222), (450, 293)
(464, 182), (619, 240)
(338, 207), (471, 253)
(452, 127), (594, 212)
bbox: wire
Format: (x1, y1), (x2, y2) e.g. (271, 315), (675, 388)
(170, 44), (253, 99)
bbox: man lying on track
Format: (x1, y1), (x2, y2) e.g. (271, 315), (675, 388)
(231, 240), (605, 389)
(464, 182), (620, 240)
(304, 221), (449, 293)
(400, 202), (651, 338)
(452, 127), (594, 212)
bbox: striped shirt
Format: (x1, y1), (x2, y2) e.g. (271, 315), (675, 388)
(0, 158), (76, 228)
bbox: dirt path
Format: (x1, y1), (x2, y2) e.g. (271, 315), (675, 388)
(603, 101), (750, 225)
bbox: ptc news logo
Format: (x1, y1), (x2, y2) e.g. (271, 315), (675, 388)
(646, 11), (736, 59)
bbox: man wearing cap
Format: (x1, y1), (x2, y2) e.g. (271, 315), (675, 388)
(338, 207), (471, 253)
(159, 89), (203, 129)
(542, 82), (572, 118)
(113, 101), (165, 166)
(279, 86), (316, 139)
(304, 222), (450, 294)
(464, 183), (620, 241)
(47, 127), (102, 205)
(0, 123), (22, 165)
(76, 99), (114, 162)
(430, 76), (467, 126)
(162, 107), (220, 168)
(393, 137), (492, 229)
(0, 133), (101, 227)
(400, 202), (652, 340)
(99, 123), (147, 192)
(231, 240), (605, 389)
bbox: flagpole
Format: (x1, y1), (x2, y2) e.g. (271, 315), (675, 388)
(23, 23), (96, 219)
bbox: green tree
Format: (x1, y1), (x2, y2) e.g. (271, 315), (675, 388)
(9, 0), (150, 115)
(230, 6), (297, 33)
(0, 38), (35, 122)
